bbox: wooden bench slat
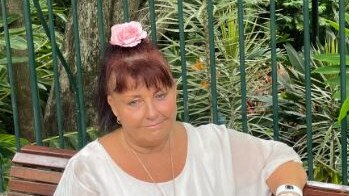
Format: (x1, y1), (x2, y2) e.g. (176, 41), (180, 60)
(12, 152), (70, 169)
(306, 180), (349, 192)
(20, 145), (76, 158)
(304, 190), (349, 196)
(10, 166), (62, 184)
(7, 192), (34, 196)
(8, 179), (56, 196)
(304, 181), (349, 196)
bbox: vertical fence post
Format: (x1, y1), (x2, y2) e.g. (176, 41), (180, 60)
(0, 2), (6, 192)
(23, 0), (43, 145)
(70, 0), (87, 148)
(338, 0), (347, 185)
(177, 0), (189, 122)
(96, 0), (105, 52)
(1, 0), (21, 151)
(0, 154), (3, 193)
(207, 0), (218, 124)
(148, 0), (157, 44)
(303, 0), (314, 180)
(46, 0), (64, 148)
(237, 0), (248, 132)
(122, 0), (129, 22)
(270, 0), (279, 140)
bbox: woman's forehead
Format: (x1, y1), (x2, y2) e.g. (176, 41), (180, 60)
(108, 75), (168, 93)
(114, 85), (170, 99)
(124, 77), (164, 90)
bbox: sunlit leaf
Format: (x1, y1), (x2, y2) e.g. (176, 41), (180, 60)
(314, 54), (349, 65)
(338, 96), (349, 123)
(314, 65), (349, 74)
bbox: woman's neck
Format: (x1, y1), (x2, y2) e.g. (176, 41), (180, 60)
(121, 129), (173, 154)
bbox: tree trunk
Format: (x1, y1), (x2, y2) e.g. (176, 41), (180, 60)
(7, 1), (35, 141)
(43, 0), (146, 136)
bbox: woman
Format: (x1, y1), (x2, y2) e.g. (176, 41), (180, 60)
(54, 21), (307, 196)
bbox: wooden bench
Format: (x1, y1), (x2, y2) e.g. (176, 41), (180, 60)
(303, 181), (349, 196)
(8, 145), (76, 196)
(7, 145), (349, 196)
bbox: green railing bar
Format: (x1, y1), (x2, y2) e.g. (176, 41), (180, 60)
(237, 0), (248, 132)
(311, 0), (319, 45)
(47, 0), (64, 148)
(0, 153), (3, 192)
(338, 0), (347, 184)
(122, 0), (129, 22)
(270, 0), (279, 140)
(148, 0), (157, 44)
(1, 0), (21, 151)
(71, 0), (87, 148)
(207, 0), (218, 124)
(32, 1), (79, 100)
(97, 0), (106, 52)
(177, 0), (189, 122)
(23, 0), (43, 145)
(303, 0), (314, 180)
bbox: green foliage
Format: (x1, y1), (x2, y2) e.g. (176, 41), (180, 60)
(0, 13), (28, 131)
(154, 0), (275, 135)
(258, 0), (340, 49)
(312, 15), (349, 124)
(41, 128), (100, 150)
(281, 43), (346, 183)
(0, 1), (67, 135)
(314, 161), (341, 184)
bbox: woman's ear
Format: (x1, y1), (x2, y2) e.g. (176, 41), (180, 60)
(107, 95), (119, 117)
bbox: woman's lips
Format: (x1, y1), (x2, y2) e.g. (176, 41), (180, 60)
(145, 120), (164, 128)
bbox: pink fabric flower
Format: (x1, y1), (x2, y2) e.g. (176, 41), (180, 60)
(109, 21), (147, 47)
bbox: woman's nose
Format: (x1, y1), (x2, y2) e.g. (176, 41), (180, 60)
(145, 101), (159, 120)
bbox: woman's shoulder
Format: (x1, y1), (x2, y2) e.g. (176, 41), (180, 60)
(183, 122), (226, 131)
(68, 140), (104, 164)
(182, 122), (274, 146)
(183, 123), (234, 148)
(183, 122), (236, 137)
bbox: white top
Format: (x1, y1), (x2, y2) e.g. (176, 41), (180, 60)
(54, 123), (301, 196)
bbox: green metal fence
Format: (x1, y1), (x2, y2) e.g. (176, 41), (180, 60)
(0, 0), (348, 192)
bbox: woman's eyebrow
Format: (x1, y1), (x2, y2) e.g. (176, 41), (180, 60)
(123, 94), (142, 98)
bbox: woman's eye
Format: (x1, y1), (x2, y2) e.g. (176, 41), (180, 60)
(155, 92), (167, 100)
(127, 99), (139, 106)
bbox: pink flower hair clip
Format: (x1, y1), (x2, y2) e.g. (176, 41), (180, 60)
(109, 21), (147, 47)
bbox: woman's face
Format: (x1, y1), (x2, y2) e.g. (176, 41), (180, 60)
(107, 80), (177, 147)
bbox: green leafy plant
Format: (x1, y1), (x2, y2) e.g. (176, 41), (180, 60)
(259, 0), (339, 49)
(279, 43), (345, 184)
(153, 0), (276, 135)
(0, 0), (67, 135)
(312, 14), (349, 124)
(41, 127), (99, 150)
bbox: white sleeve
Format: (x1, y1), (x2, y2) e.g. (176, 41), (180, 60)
(228, 128), (301, 192)
(54, 157), (98, 196)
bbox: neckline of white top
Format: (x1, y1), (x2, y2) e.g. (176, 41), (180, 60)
(96, 122), (192, 186)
